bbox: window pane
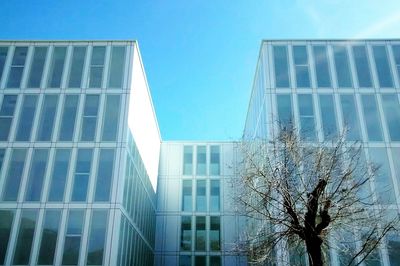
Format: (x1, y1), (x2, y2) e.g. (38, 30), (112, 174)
(59, 95), (79, 141)
(86, 210), (108, 265)
(319, 94), (338, 140)
(372, 45), (393, 87)
(352, 45), (372, 87)
(210, 216), (220, 251)
(68, 46), (86, 88)
(210, 145), (220, 175)
(210, 180), (220, 212)
(392, 45), (400, 83)
(179, 255), (191, 266)
(293, 45), (310, 87)
(180, 216), (192, 251)
(13, 210), (37, 265)
(183, 146), (193, 175)
(48, 149), (71, 201)
(62, 210), (84, 265)
(108, 46), (126, 88)
(195, 216), (206, 251)
(277, 94), (293, 130)
(101, 95), (120, 141)
(0, 46), (8, 81)
(273, 46), (290, 87)
(391, 148), (400, 185)
(37, 210), (61, 265)
(71, 149), (93, 201)
(7, 47), (28, 88)
(196, 180), (206, 212)
(313, 46), (331, 87)
(27, 47), (47, 88)
(0, 210), (14, 265)
(36, 95), (58, 141)
(94, 149), (115, 201)
(381, 94), (400, 141)
(333, 46), (352, 87)
(89, 46), (106, 88)
(2, 149), (27, 201)
(0, 149), (5, 173)
(340, 94), (361, 141)
(195, 256), (206, 266)
(81, 95), (99, 141)
(15, 95), (38, 141)
(210, 256), (221, 266)
(0, 95), (17, 141)
(298, 94), (316, 140)
(361, 95), (383, 141)
(25, 149), (49, 201)
(47, 46), (67, 88)
(196, 146), (206, 175)
(182, 180), (192, 211)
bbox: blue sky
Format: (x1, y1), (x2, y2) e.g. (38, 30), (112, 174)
(1, 0), (399, 140)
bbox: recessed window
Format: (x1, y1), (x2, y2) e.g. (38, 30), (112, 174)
(196, 180), (206, 212)
(62, 210), (85, 265)
(319, 94), (338, 140)
(13, 210), (38, 265)
(37, 210), (61, 265)
(68, 46), (87, 88)
(89, 46), (106, 88)
(313, 46), (331, 88)
(2, 149), (27, 201)
(340, 94), (361, 141)
(210, 180), (220, 212)
(293, 45), (310, 88)
(59, 95), (79, 141)
(277, 94), (293, 130)
(195, 216), (206, 251)
(298, 94), (316, 140)
(80, 95), (100, 141)
(210, 145), (220, 175)
(392, 45), (400, 83)
(0, 209), (14, 265)
(15, 94), (38, 141)
(0, 46), (8, 82)
(71, 149), (93, 202)
(196, 146), (206, 175)
(94, 149), (115, 202)
(47, 46), (67, 88)
(352, 45), (372, 87)
(180, 216), (192, 251)
(36, 94), (59, 141)
(273, 46), (290, 88)
(86, 210), (108, 265)
(183, 146), (193, 175)
(0, 95), (18, 141)
(25, 149), (49, 201)
(381, 94), (400, 141)
(210, 216), (220, 251)
(101, 95), (121, 141)
(182, 180), (192, 211)
(108, 46), (126, 88)
(27, 46), (47, 88)
(6, 46), (28, 88)
(372, 45), (393, 87)
(333, 45), (352, 87)
(360, 95), (383, 141)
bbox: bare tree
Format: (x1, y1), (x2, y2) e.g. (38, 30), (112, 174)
(235, 128), (398, 266)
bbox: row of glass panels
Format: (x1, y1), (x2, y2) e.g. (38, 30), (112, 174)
(183, 145), (221, 176)
(272, 43), (400, 89)
(182, 179), (220, 212)
(0, 208), (109, 266)
(0, 93), (121, 143)
(0, 147), (116, 203)
(179, 255), (221, 266)
(0, 45), (127, 89)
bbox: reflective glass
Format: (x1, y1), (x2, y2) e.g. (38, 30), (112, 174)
(372, 45), (393, 87)
(273, 46), (290, 87)
(313, 46), (331, 87)
(210, 180), (220, 212)
(180, 216), (192, 251)
(391, 148), (400, 184)
(381, 94), (400, 141)
(86, 210), (108, 265)
(2, 149), (27, 201)
(333, 46), (352, 87)
(62, 210), (84, 265)
(195, 216), (206, 251)
(68, 46), (86, 88)
(319, 94), (338, 140)
(0, 149), (5, 172)
(0, 95), (17, 141)
(183, 146), (193, 175)
(94, 149), (115, 201)
(392, 45), (400, 82)
(48, 149), (71, 201)
(108, 46), (126, 88)
(81, 95), (99, 141)
(196, 146), (206, 175)
(59, 95), (79, 141)
(352, 45), (372, 87)
(196, 180), (206, 212)
(27, 47), (47, 88)
(361, 95), (383, 141)
(277, 94), (293, 130)
(195, 256), (206, 266)
(13, 210), (37, 265)
(71, 149), (93, 201)
(0, 210), (14, 264)
(89, 46), (105, 88)
(210, 145), (220, 175)
(6, 47), (28, 88)
(293, 45), (310, 87)
(210, 256), (221, 266)
(25, 149), (49, 201)
(179, 255), (191, 266)
(210, 216), (220, 251)
(101, 95), (120, 141)
(15, 95), (38, 141)
(182, 180), (192, 211)
(388, 233), (400, 265)
(298, 94), (316, 140)
(37, 210), (61, 265)
(0, 46), (8, 82)
(340, 94), (361, 140)
(36, 95), (58, 141)
(47, 47), (67, 88)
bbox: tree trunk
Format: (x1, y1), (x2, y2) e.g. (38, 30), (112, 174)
(305, 237), (324, 266)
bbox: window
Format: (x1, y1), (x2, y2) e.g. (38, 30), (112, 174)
(210, 216), (221, 251)
(381, 94), (400, 141)
(210, 145), (220, 175)
(210, 256), (221, 266)
(27, 46), (47, 88)
(372, 45), (393, 87)
(195, 256), (206, 266)
(333, 45), (352, 87)
(391, 148), (400, 184)
(37, 210), (61, 265)
(210, 180), (220, 212)
(179, 255), (191, 266)
(59, 95), (79, 141)
(182, 180), (192, 211)
(0, 95), (17, 141)
(273, 46), (290, 87)
(196, 146), (206, 175)
(183, 146), (193, 175)
(36, 95), (59, 141)
(0, 46), (8, 82)
(25, 149), (49, 201)
(0, 210), (14, 265)
(13, 210), (38, 265)
(80, 95), (99, 141)
(361, 95), (383, 141)
(2, 149), (27, 201)
(195, 216), (206, 251)
(352, 45), (372, 87)
(94, 149), (115, 202)
(48, 149), (71, 201)
(340, 94), (361, 141)
(86, 210), (108, 265)
(68, 46), (86, 88)
(277, 94), (293, 130)
(293, 45), (310, 87)
(89, 46), (106, 88)
(108, 46), (126, 88)
(313, 46), (331, 87)
(6, 46), (28, 88)
(0, 149), (5, 173)
(62, 210), (84, 265)
(15, 94), (38, 141)
(47, 46), (67, 88)
(71, 149), (93, 202)
(298, 94), (316, 140)
(196, 180), (206, 212)
(392, 45), (400, 82)
(180, 216), (192, 251)
(101, 95), (121, 141)
(319, 94), (338, 140)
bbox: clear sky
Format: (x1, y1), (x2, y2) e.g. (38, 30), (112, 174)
(1, 0), (399, 140)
